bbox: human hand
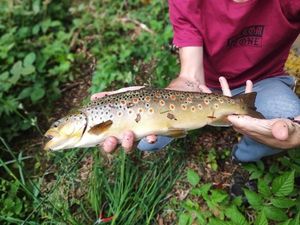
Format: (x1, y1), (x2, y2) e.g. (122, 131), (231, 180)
(218, 77), (300, 149)
(167, 76), (212, 93)
(227, 115), (300, 149)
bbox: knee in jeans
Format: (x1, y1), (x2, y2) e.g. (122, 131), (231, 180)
(256, 96), (300, 119)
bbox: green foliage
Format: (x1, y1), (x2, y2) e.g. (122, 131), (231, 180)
(0, 0), (178, 141)
(175, 149), (300, 225)
(187, 169), (201, 186)
(0, 0), (76, 140)
(243, 151), (300, 224)
(243, 170), (295, 222)
(0, 139), (41, 224)
(3, 147), (182, 225)
(75, 0), (179, 92)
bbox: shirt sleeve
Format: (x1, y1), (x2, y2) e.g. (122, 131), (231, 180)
(280, 0), (300, 28)
(168, 0), (203, 47)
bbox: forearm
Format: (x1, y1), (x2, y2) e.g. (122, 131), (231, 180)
(178, 46), (205, 85)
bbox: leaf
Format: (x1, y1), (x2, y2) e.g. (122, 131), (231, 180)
(258, 178), (271, 197)
(263, 206), (288, 222)
(290, 212), (300, 225)
(243, 164), (263, 179)
(10, 61), (22, 77)
(178, 213), (192, 225)
(191, 183), (212, 197)
(244, 189), (263, 210)
(18, 87), (32, 99)
(271, 197), (296, 208)
(232, 196), (243, 207)
(30, 86), (45, 102)
(272, 171), (295, 197)
(225, 205), (249, 225)
(14, 198), (23, 215)
(194, 210), (206, 224)
(254, 211), (268, 225)
(187, 169), (200, 186)
(32, 0), (41, 14)
(256, 161), (265, 171)
(210, 190), (228, 204)
(208, 218), (230, 225)
(22, 65), (35, 75)
(10, 73), (21, 85)
(0, 71), (11, 91)
(278, 219), (292, 225)
(24, 52), (36, 66)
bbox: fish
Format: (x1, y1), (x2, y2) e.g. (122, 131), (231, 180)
(44, 87), (263, 151)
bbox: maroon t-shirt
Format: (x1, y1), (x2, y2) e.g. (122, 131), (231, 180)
(169, 0), (300, 88)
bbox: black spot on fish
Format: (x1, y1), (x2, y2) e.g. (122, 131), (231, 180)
(167, 113), (177, 120)
(135, 113), (141, 123)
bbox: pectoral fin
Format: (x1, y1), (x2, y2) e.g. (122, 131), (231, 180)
(88, 120), (113, 135)
(165, 128), (187, 138)
(209, 116), (231, 127)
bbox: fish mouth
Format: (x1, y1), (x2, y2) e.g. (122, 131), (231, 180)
(44, 134), (54, 147)
(43, 113), (88, 151)
(43, 129), (59, 150)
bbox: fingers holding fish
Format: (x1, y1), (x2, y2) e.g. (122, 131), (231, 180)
(219, 76), (232, 97)
(228, 115), (300, 149)
(146, 134), (158, 144)
(101, 136), (118, 153)
(245, 80), (253, 93)
(219, 77), (253, 96)
(271, 120), (290, 141)
(198, 84), (212, 93)
(121, 131), (135, 153)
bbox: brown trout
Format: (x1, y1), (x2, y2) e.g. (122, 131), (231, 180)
(44, 87), (263, 151)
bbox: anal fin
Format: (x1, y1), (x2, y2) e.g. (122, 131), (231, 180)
(165, 128), (187, 138)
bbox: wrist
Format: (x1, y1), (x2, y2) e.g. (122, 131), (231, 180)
(178, 72), (205, 85)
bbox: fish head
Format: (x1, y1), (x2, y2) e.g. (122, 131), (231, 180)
(44, 112), (87, 151)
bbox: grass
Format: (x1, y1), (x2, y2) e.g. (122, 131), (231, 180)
(0, 136), (185, 225)
(1, 132), (300, 224)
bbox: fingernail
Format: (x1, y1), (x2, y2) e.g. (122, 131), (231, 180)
(146, 136), (157, 144)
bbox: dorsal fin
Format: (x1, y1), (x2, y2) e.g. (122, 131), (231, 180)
(233, 92), (257, 110)
(233, 92), (264, 119)
(88, 120), (113, 135)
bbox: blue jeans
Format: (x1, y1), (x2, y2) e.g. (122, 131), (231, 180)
(137, 75), (300, 162)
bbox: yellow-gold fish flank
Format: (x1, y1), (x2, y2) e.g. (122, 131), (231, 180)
(44, 87), (263, 151)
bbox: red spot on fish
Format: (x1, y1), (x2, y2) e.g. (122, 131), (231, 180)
(169, 104), (175, 110)
(133, 98), (139, 104)
(145, 96), (151, 102)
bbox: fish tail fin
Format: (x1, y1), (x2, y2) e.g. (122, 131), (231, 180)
(233, 92), (265, 119)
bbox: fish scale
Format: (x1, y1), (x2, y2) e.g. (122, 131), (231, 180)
(44, 88), (263, 151)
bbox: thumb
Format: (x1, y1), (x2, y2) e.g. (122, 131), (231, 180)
(198, 84), (212, 93)
(271, 120), (290, 141)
